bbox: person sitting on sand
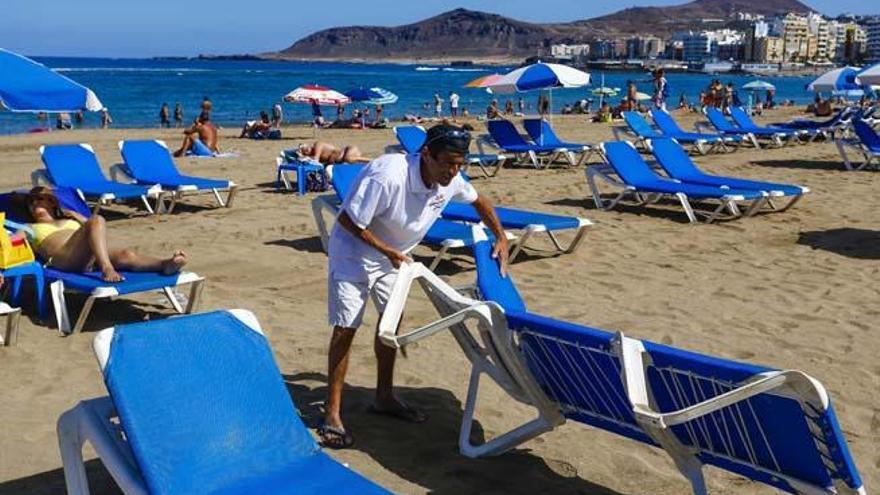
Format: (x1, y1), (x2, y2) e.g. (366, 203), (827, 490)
(174, 115), (219, 157)
(486, 99), (500, 120)
(297, 141), (371, 165)
(22, 186), (187, 283)
(240, 111), (271, 138)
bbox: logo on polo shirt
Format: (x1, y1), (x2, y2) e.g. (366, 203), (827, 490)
(428, 193), (446, 211)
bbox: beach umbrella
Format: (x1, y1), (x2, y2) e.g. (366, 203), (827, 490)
(345, 87), (397, 105)
(634, 92), (652, 101)
(0, 48), (102, 112)
(464, 74), (502, 88)
(855, 63), (880, 88)
(591, 87), (620, 96)
(283, 84), (349, 106)
(487, 63), (590, 95)
(806, 67), (860, 93)
(742, 80), (776, 92)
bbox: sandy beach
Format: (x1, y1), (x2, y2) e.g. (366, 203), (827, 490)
(0, 108), (877, 494)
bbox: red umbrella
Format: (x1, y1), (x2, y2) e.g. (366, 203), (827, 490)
(283, 84), (350, 106)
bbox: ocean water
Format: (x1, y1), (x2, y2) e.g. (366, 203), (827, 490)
(0, 57), (816, 134)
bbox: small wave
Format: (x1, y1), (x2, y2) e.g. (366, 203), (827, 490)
(415, 66), (439, 71)
(441, 68), (486, 72)
(54, 67), (212, 73)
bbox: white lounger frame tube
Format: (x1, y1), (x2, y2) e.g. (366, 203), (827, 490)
(834, 137), (880, 171)
(377, 254), (865, 494)
(50, 272), (205, 335)
(476, 135), (589, 169)
(57, 309), (262, 495)
(111, 141), (238, 212)
(0, 301), (21, 346)
(612, 126), (737, 156)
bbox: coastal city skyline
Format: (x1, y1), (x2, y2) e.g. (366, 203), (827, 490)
(2, 0), (878, 58)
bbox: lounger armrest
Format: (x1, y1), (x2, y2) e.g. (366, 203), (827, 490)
(614, 332), (829, 429)
(379, 261), (490, 348)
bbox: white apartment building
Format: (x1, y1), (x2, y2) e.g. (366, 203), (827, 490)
(550, 44), (590, 58)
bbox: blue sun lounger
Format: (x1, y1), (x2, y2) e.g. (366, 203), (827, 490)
(486, 120), (574, 168)
(522, 119), (597, 165)
(704, 108), (795, 149)
(377, 230), (866, 495)
(58, 310), (392, 495)
(617, 111), (664, 144)
(311, 164), (511, 270)
(649, 110), (741, 154)
(275, 149), (326, 195)
(117, 140), (237, 211)
(835, 119), (880, 171)
(0, 188), (204, 334)
(729, 107), (813, 143)
(393, 125), (509, 178)
(37, 144), (163, 214)
(588, 141), (767, 223)
(647, 138), (809, 212)
(772, 107), (853, 140)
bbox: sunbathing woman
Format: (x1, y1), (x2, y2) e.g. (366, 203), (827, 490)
(297, 141), (371, 165)
(24, 187), (187, 283)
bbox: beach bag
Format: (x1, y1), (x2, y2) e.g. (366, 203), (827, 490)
(0, 214), (35, 269)
(305, 170), (328, 193)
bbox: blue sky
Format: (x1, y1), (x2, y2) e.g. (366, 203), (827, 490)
(2, 0), (873, 58)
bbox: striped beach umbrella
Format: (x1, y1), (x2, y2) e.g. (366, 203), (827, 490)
(464, 74), (502, 88)
(283, 84), (349, 106)
(487, 63), (590, 94)
(0, 48), (102, 112)
(345, 87), (398, 105)
(855, 63), (880, 88)
(742, 80), (776, 91)
(806, 67), (860, 93)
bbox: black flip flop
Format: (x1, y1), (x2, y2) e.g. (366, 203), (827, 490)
(369, 403), (429, 423)
(317, 422), (354, 449)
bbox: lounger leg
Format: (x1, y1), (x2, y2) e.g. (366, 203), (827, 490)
(508, 228), (534, 262)
(57, 407), (91, 495)
(835, 140), (854, 171)
(585, 168), (606, 208)
(559, 226), (589, 254)
(50, 280), (71, 335)
(748, 133), (761, 149)
(211, 188), (225, 207)
(73, 296), (97, 334)
(2, 307), (21, 346)
(224, 186), (238, 208)
(140, 195), (156, 215)
(164, 287), (185, 314)
(429, 246), (449, 271)
(676, 193), (698, 224)
(185, 279), (204, 314)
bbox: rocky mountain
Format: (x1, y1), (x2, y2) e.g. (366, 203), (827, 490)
(272, 0), (814, 62)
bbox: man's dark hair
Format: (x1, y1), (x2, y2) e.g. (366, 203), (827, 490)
(424, 124), (471, 157)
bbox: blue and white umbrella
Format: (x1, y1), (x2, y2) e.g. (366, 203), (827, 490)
(344, 87), (398, 106)
(806, 66), (861, 93)
(487, 63), (590, 94)
(742, 80), (775, 91)
(0, 48), (102, 112)
(855, 63), (880, 88)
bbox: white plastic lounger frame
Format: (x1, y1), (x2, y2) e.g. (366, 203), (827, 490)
(57, 309), (261, 495)
(0, 301), (21, 346)
(506, 217), (593, 261)
(476, 134), (583, 169)
(49, 272), (205, 335)
(111, 141), (238, 212)
(612, 125), (734, 156)
(33, 145), (164, 215)
(695, 121), (763, 149)
(464, 153), (509, 178)
(834, 137), (880, 171)
(378, 257), (866, 495)
(378, 261), (564, 457)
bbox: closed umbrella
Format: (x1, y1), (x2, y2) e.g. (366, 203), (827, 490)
(0, 48), (102, 112)
(806, 67), (860, 93)
(283, 85), (349, 106)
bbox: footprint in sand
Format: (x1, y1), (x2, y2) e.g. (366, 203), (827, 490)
(545, 458), (578, 478)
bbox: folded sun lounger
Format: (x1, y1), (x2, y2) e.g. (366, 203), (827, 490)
(37, 144), (163, 214)
(647, 138), (809, 212)
(311, 163), (512, 270)
(0, 188), (204, 334)
(57, 310), (392, 495)
(650, 110), (741, 154)
(485, 119), (574, 168)
(835, 118), (880, 171)
(376, 228), (866, 495)
(522, 118), (597, 166)
(117, 140), (237, 211)
(394, 125), (509, 178)
(588, 141), (767, 223)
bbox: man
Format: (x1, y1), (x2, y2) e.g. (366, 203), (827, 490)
(272, 102), (283, 128)
(652, 69), (668, 111)
(433, 92), (443, 118)
(173, 115), (219, 157)
(200, 96), (213, 121)
(320, 124), (509, 448)
(448, 91), (459, 118)
(159, 103), (171, 128)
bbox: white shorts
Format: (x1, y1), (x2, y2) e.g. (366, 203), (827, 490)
(328, 270), (398, 329)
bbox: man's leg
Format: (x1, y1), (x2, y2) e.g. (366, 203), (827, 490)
(325, 325), (356, 431)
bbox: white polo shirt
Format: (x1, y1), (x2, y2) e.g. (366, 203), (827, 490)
(328, 153), (478, 282)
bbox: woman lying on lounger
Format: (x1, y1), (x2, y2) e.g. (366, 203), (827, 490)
(23, 187), (187, 283)
(296, 141), (371, 165)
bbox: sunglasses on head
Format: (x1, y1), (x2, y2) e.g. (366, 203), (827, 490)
(425, 128), (472, 148)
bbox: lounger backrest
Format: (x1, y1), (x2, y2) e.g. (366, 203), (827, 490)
(101, 311), (319, 495)
(329, 163), (366, 202)
(648, 138), (703, 180)
(394, 125), (427, 154)
(729, 107), (757, 129)
(602, 141), (663, 187)
(623, 112), (661, 138)
(119, 140), (181, 183)
(853, 119), (880, 150)
(496, 295), (863, 493)
(0, 187), (90, 225)
(40, 144), (109, 186)
(472, 238), (526, 313)
(650, 110), (686, 135)
(488, 119), (530, 148)
(705, 108), (736, 132)
(522, 119), (559, 147)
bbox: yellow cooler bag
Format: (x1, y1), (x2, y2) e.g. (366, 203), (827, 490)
(1, 213), (35, 269)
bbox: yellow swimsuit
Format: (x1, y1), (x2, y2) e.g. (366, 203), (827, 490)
(30, 220), (80, 249)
